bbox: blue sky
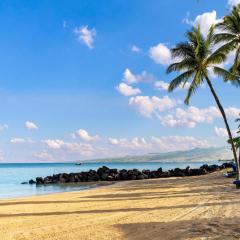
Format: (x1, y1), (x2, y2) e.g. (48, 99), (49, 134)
(0, 0), (239, 162)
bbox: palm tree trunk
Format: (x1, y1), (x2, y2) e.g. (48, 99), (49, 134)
(205, 75), (240, 180)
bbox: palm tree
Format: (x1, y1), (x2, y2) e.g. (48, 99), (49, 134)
(214, 4), (240, 78)
(166, 26), (240, 179)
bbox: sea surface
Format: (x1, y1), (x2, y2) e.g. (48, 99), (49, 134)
(0, 161), (218, 199)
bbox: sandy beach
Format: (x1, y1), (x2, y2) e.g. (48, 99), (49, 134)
(0, 171), (240, 240)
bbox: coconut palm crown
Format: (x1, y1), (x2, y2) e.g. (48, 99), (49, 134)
(167, 25), (240, 178)
(214, 4), (240, 80)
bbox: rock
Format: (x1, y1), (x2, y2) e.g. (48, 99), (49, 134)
(29, 179), (36, 184)
(101, 173), (109, 181)
(130, 175), (137, 180)
(36, 177), (44, 184)
(29, 163), (224, 185)
(136, 174), (144, 180)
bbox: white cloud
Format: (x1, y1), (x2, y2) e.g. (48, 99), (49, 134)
(0, 124), (8, 131)
(74, 25), (96, 49)
(186, 11), (222, 37)
(108, 137), (123, 145)
(44, 139), (65, 149)
(228, 0), (240, 7)
(123, 68), (155, 84)
(44, 139), (96, 157)
(25, 121), (38, 130)
(10, 138), (34, 144)
(116, 82), (141, 96)
(159, 106), (240, 128)
(149, 43), (172, 66)
(107, 135), (211, 153)
(151, 136), (211, 152)
(131, 45), (141, 53)
(129, 95), (177, 118)
(225, 107), (240, 118)
(10, 138), (25, 144)
(182, 11), (193, 25)
(154, 81), (169, 91)
(108, 137), (147, 149)
(214, 126), (238, 138)
(214, 127), (228, 137)
(72, 129), (100, 142)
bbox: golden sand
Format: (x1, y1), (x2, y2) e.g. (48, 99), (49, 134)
(0, 171), (240, 240)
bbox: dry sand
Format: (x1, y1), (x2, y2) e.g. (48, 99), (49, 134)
(0, 171), (240, 240)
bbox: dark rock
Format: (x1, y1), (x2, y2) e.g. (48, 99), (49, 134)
(28, 163), (224, 185)
(136, 174), (144, 180)
(29, 179), (36, 184)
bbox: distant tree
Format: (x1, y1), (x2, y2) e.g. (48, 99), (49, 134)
(167, 26), (240, 179)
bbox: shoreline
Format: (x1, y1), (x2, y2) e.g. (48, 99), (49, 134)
(1, 170), (240, 240)
(0, 181), (116, 201)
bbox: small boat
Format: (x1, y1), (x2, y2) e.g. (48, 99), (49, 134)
(75, 163), (82, 165)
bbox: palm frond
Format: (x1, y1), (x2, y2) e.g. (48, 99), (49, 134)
(166, 57), (195, 73)
(212, 66), (240, 87)
(213, 33), (236, 44)
(168, 70), (194, 92)
(184, 72), (201, 105)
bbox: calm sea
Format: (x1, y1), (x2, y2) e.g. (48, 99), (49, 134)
(0, 162), (218, 199)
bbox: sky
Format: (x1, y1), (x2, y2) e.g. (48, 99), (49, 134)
(0, 0), (240, 162)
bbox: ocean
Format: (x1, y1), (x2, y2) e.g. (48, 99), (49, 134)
(0, 161), (218, 199)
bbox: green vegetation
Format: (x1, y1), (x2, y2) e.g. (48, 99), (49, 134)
(167, 5), (240, 180)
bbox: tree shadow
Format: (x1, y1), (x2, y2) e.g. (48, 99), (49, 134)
(115, 217), (240, 240)
(0, 200), (239, 218)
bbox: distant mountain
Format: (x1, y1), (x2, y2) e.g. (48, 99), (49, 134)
(85, 147), (232, 163)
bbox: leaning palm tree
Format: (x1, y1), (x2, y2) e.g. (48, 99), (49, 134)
(214, 4), (240, 77)
(167, 26), (240, 179)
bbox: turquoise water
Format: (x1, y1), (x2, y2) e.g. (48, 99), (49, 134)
(0, 162), (217, 199)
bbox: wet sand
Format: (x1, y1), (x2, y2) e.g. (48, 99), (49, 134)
(0, 171), (240, 240)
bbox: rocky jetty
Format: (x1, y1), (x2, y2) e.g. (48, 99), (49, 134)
(27, 163), (232, 185)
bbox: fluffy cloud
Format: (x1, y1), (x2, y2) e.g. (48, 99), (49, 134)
(214, 127), (228, 137)
(25, 121), (38, 130)
(71, 129), (100, 142)
(44, 139), (65, 149)
(149, 43), (172, 66)
(74, 25), (96, 49)
(159, 106), (240, 128)
(44, 139), (96, 157)
(116, 83), (141, 96)
(228, 0), (240, 7)
(131, 45), (141, 53)
(123, 68), (155, 85)
(11, 138), (25, 144)
(214, 126), (238, 138)
(129, 95), (177, 118)
(225, 107), (240, 118)
(183, 10), (222, 37)
(108, 137), (147, 149)
(151, 136), (211, 151)
(0, 124), (8, 131)
(154, 81), (169, 91)
(107, 135), (211, 153)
